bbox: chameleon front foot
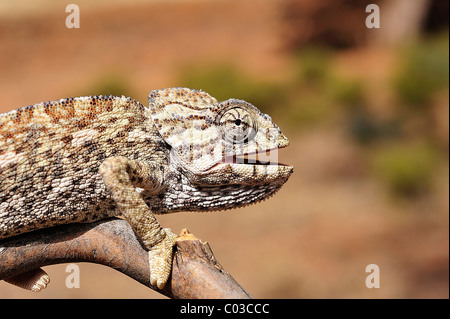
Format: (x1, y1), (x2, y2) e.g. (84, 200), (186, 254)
(4, 268), (50, 292)
(147, 228), (178, 289)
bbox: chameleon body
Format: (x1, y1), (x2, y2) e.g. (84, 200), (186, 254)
(0, 87), (293, 290)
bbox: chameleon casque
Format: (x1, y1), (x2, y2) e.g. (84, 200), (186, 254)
(0, 87), (293, 291)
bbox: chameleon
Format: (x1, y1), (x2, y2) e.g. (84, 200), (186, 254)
(0, 87), (293, 291)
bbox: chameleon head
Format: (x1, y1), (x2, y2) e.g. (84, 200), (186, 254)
(148, 88), (293, 212)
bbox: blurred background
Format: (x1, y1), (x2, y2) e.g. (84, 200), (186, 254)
(0, 0), (448, 298)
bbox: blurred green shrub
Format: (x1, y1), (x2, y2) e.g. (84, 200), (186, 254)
(330, 78), (365, 110)
(370, 142), (438, 197)
(349, 111), (383, 144)
(293, 47), (331, 85)
(288, 92), (332, 127)
(288, 48), (351, 128)
(348, 110), (401, 145)
(394, 33), (449, 107)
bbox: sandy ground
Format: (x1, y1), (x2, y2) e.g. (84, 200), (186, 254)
(0, 0), (448, 298)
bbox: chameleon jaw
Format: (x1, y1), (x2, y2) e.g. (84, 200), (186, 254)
(192, 147), (293, 187)
(223, 146), (291, 167)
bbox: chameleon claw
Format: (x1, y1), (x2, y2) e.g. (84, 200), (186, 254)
(31, 273), (50, 292)
(148, 228), (177, 289)
(4, 268), (50, 292)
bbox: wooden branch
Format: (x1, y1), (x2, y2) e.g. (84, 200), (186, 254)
(0, 218), (252, 299)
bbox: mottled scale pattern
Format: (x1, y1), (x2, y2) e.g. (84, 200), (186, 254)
(0, 95), (167, 239)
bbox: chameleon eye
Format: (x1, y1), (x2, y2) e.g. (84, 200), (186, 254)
(218, 107), (257, 144)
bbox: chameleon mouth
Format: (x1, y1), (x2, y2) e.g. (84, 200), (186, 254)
(223, 147), (290, 167)
(194, 146), (293, 186)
